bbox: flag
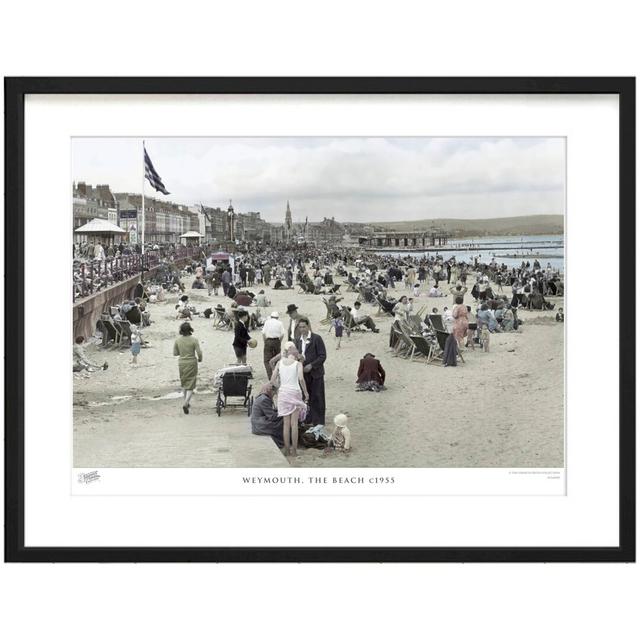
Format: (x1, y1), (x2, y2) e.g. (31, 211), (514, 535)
(144, 144), (170, 195)
(200, 203), (211, 223)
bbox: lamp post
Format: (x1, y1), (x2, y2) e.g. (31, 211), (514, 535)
(227, 199), (236, 246)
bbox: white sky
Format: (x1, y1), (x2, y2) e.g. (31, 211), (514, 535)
(72, 137), (565, 224)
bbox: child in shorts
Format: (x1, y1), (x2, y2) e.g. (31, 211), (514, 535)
(329, 310), (344, 350)
(130, 325), (143, 366)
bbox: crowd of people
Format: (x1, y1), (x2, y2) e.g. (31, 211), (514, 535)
(74, 241), (564, 460)
(72, 241), (204, 299)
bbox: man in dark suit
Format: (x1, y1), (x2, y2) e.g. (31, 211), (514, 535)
(295, 317), (326, 427)
(233, 310), (251, 364)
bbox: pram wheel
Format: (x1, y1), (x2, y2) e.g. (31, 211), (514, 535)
(247, 395), (254, 416)
(216, 394), (223, 417)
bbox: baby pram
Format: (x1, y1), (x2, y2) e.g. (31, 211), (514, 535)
(215, 367), (253, 417)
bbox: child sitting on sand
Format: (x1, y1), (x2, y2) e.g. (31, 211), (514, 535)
(73, 336), (108, 374)
(329, 413), (351, 452)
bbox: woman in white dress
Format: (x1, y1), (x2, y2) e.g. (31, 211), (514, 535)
(270, 342), (309, 457)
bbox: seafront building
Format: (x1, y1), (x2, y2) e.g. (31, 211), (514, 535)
(73, 183), (450, 248)
(72, 182), (118, 230)
(114, 193), (200, 245)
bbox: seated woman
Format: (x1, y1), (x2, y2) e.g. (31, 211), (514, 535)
(502, 306), (516, 331)
(356, 353), (386, 392)
(250, 383), (284, 448)
(527, 290), (547, 310)
(134, 297), (151, 326)
(133, 280), (146, 300)
(175, 295), (193, 320)
(476, 303), (500, 332)
(234, 290), (254, 307)
(125, 299), (143, 325)
(254, 290), (270, 307)
(428, 282), (444, 297)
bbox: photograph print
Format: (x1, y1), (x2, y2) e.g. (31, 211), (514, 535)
(72, 136), (565, 471)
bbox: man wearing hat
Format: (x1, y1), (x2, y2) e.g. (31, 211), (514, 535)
(285, 304), (304, 342)
(261, 311), (285, 378)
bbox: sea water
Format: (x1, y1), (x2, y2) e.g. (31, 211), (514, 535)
(375, 234), (565, 271)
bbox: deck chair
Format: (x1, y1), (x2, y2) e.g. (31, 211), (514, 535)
(389, 320), (401, 350)
(320, 298), (332, 325)
(422, 329), (447, 365)
(374, 297), (395, 317)
(428, 314), (447, 333)
(433, 329), (465, 365)
(407, 314), (425, 334)
(329, 284), (341, 294)
(410, 334), (437, 362)
(342, 307), (365, 334)
(362, 287), (376, 304)
(390, 327), (410, 357)
(97, 315), (120, 348)
(211, 307), (228, 329)
(391, 327), (417, 359)
(398, 322), (429, 361)
(115, 320), (133, 346)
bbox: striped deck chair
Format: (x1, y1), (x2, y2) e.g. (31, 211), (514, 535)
(212, 307), (232, 330)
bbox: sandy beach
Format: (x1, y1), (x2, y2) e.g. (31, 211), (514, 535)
(73, 269), (564, 468)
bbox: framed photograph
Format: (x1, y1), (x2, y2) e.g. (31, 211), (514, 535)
(4, 77), (635, 562)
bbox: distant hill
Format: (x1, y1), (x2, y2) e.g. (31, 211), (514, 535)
(359, 215), (564, 237)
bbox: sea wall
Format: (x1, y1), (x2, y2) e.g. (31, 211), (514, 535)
(73, 275), (141, 339)
(72, 257), (190, 338)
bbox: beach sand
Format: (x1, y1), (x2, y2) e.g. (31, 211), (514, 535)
(73, 270), (564, 468)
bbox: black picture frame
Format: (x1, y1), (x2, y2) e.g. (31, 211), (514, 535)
(4, 76), (635, 563)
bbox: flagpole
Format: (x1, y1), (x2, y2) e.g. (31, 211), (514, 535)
(141, 140), (146, 256)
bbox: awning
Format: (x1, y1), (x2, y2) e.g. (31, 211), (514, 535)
(74, 218), (128, 234)
(180, 231), (204, 238)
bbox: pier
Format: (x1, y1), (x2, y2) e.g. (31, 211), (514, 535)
(363, 228), (450, 249)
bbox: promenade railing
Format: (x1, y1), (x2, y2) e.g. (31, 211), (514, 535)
(72, 245), (201, 301)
